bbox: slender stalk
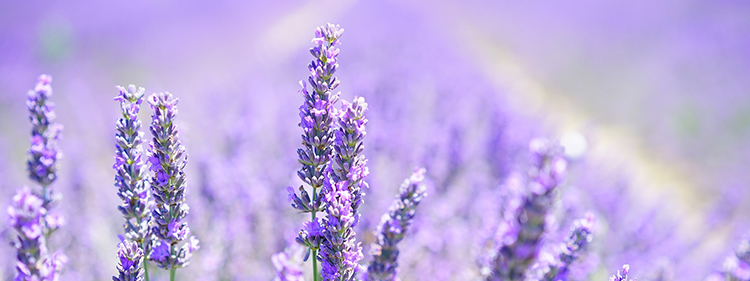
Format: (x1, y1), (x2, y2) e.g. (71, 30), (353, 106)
(144, 261), (150, 281)
(312, 190), (319, 281)
(170, 268), (176, 281)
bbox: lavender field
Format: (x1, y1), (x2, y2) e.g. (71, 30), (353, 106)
(1, 1), (750, 280)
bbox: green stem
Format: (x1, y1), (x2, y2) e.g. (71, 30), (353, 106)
(170, 268), (176, 281)
(143, 260), (150, 281)
(312, 187), (319, 281)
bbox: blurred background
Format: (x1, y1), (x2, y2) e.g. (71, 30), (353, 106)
(1, 0), (749, 280)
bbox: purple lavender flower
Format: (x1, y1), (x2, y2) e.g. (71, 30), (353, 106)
(288, 23), (343, 214)
(486, 138), (567, 281)
(113, 241), (145, 281)
(146, 92), (200, 274)
(26, 74), (63, 192)
(289, 23), (345, 281)
(365, 168), (427, 281)
(272, 245), (306, 281)
(319, 96), (369, 281)
(610, 264), (635, 281)
(8, 187), (66, 281)
(330, 97), (369, 217)
(114, 85), (152, 249)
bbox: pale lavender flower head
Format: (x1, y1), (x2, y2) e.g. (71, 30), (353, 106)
(532, 213), (595, 281)
(610, 264), (635, 281)
(365, 168), (427, 281)
(272, 245), (306, 281)
(114, 85), (152, 246)
(320, 173), (364, 281)
(330, 97), (369, 217)
(26, 75), (63, 196)
(9, 187), (66, 280)
(113, 240), (144, 281)
(146, 92), (199, 269)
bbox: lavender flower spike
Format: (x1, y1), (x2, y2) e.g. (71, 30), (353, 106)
(289, 23), (344, 281)
(330, 96), (369, 216)
(9, 187), (66, 280)
(146, 92), (200, 274)
(114, 85), (152, 248)
(319, 96), (369, 281)
(365, 168), (428, 281)
(487, 138), (567, 281)
(288, 22), (343, 214)
(610, 264), (635, 281)
(26, 74), (63, 207)
(114, 240), (145, 281)
(540, 213), (595, 281)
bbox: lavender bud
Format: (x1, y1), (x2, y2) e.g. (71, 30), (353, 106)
(365, 168), (427, 281)
(146, 92), (199, 270)
(114, 85), (152, 249)
(113, 240), (145, 281)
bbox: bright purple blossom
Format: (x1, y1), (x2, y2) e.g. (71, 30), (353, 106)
(365, 168), (428, 281)
(113, 240), (145, 281)
(114, 85), (152, 252)
(146, 91), (199, 270)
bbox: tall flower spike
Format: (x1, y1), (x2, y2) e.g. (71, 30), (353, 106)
(113, 240), (145, 281)
(290, 23), (344, 281)
(610, 264), (634, 281)
(146, 92), (200, 271)
(365, 168), (428, 281)
(114, 85), (152, 250)
(289, 23), (343, 213)
(487, 138), (567, 281)
(319, 95), (369, 281)
(9, 187), (66, 280)
(27, 74), (63, 192)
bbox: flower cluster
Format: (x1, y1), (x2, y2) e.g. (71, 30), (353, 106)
(365, 168), (428, 281)
(319, 96), (370, 281)
(146, 92), (200, 270)
(113, 240), (145, 281)
(8, 188), (67, 281)
(114, 85), (152, 247)
(288, 23), (344, 214)
(486, 138), (567, 281)
(26, 74), (63, 191)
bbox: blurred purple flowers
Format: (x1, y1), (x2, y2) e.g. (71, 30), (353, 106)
(365, 168), (427, 281)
